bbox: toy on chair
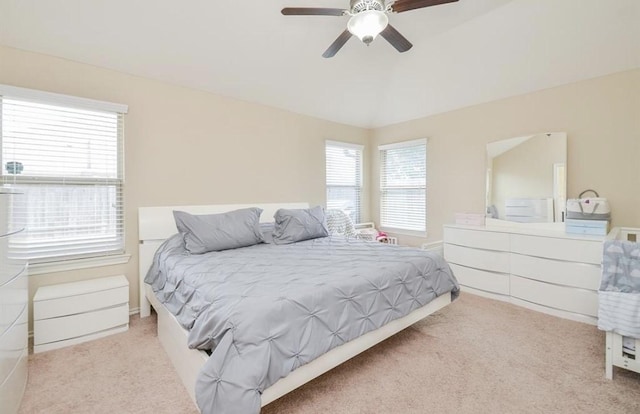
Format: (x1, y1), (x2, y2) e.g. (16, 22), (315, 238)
(376, 231), (389, 243)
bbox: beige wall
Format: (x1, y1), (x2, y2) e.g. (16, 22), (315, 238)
(0, 45), (371, 318)
(372, 69), (640, 246)
(2, 44), (639, 318)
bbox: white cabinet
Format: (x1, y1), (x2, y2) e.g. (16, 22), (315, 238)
(0, 189), (28, 414)
(444, 224), (603, 325)
(34, 275), (129, 353)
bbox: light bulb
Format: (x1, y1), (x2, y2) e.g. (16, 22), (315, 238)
(347, 10), (389, 45)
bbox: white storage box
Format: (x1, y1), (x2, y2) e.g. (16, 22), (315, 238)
(565, 219), (610, 236)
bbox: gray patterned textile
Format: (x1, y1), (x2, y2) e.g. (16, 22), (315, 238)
(325, 209), (359, 238)
(598, 240), (640, 338)
(145, 235), (459, 414)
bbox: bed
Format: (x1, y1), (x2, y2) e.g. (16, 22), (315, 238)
(138, 202), (459, 413)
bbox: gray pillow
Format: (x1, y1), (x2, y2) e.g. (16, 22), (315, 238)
(173, 208), (263, 254)
(272, 206), (329, 245)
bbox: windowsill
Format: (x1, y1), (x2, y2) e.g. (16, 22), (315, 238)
(380, 228), (428, 239)
(28, 253), (131, 276)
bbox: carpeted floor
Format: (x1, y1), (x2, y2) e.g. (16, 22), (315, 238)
(19, 293), (640, 414)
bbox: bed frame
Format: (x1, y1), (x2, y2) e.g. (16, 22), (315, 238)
(138, 202), (453, 409)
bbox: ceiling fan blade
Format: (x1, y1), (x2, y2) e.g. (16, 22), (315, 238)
(390, 0), (458, 13)
(281, 7), (346, 16)
(322, 30), (353, 58)
(380, 24), (413, 53)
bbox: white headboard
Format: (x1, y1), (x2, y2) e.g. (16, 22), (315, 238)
(137, 202), (309, 316)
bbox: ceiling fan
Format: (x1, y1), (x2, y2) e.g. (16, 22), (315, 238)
(281, 0), (459, 58)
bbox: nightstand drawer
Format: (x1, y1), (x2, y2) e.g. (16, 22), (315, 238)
(34, 285), (128, 320)
(35, 303), (129, 346)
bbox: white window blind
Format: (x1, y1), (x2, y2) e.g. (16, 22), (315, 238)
(379, 139), (426, 233)
(0, 86), (127, 263)
(325, 140), (363, 223)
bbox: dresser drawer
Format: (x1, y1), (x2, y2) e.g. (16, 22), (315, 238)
(0, 307), (27, 386)
(444, 243), (510, 273)
(511, 253), (601, 290)
(0, 271), (28, 337)
(510, 234), (602, 265)
(0, 263), (26, 290)
(34, 285), (128, 320)
(0, 348), (27, 414)
(510, 275), (598, 317)
(35, 303), (129, 346)
(449, 263), (509, 295)
(444, 227), (509, 251)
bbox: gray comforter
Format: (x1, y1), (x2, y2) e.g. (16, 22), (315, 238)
(145, 235), (459, 414)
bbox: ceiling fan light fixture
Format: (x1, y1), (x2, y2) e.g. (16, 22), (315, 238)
(347, 10), (388, 45)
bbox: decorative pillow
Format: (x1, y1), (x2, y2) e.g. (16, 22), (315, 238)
(173, 208), (263, 254)
(326, 209), (359, 238)
(272, 206), (329, 245)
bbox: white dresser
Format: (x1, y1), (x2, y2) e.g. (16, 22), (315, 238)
(444, 224), (603, 325)
(0, 189), (28, 414)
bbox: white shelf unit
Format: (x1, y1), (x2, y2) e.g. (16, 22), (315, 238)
(443, 224), (603, 325)
(33, 275), (129, 353)
(606, 332), (639, 379)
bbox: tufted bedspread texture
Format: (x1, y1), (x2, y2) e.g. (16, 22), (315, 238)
(145, 235), (459, 414)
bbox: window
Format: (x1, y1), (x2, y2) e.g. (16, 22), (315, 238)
(325, 140), (363, 223)
(379, 139), (427, 234)
(0, 85), (127, 263)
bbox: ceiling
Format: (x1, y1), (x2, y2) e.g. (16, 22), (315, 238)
(1, 0), (639, 128)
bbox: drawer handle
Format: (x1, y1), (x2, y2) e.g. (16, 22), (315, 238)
(0, 265), (27, 288)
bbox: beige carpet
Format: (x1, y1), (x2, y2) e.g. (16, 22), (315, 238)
(20, 294), (640, 414)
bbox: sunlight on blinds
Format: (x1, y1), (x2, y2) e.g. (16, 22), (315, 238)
(379, 139), (426, 232)
(326, 141), (363, 223)
(1, 96), (125, 262)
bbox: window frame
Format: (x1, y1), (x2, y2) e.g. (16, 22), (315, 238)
(378, 138), (427, 237)
(325, 140), (364, 224)
(0, 84), (129, 270)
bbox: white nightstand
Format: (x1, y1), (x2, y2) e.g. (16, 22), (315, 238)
(33, 275), (129, 353)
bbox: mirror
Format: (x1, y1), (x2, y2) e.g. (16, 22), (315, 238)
(486, 132), (567, 223)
